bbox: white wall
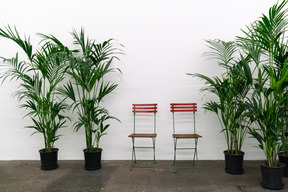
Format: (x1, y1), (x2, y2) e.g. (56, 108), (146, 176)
(0, 0), (274, 160)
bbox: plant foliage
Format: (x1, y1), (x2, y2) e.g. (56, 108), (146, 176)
(238, 0), (288, 167)
(57, 28), (122, 152)
(0, 25), (70, 151)
(188, 40), (252, 155)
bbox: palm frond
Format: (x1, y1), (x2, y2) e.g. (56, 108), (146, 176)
(0, 25), (33, 60)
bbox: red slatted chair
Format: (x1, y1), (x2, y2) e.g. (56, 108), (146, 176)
(170, 103), (202, 169)
(128, 104), (157, 168)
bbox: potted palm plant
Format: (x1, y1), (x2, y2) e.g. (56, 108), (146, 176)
(238, 0), (288, 189)
(0, 25), (69, 170)
(58, 29), (122, 170)
(244, 63), (287, 189)
(189, 40), (252, 174)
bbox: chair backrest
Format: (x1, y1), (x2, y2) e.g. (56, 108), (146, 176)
(170, 103), (197, 134)
(132, 104), (157, 134)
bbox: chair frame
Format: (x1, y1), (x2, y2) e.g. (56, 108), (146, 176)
(128, 104), (157, 168)
(171, 103), (202, 169)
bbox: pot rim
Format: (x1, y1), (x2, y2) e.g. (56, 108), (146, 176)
(260, 162), (285, 168)
(278, 152), (288, 157)
(224, 150), (245, 156)
(39, 148), (59, 153)
(83, 148), (103, 153)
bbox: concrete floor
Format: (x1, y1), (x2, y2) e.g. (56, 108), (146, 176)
(0, 160), (287, 192)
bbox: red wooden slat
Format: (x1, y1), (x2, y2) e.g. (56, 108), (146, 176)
(133, 110), (158, 113)
(172, 106), (197, 109)
(170, 103), (196, 105)
(170, 103), (197, 107)
(133, 107), (157, 109)
(170, 103), (197, 112)
(170, 103), (197, 105)
(133, 104), (157, 106)
(132, 104), (158, 113)
(171, 109), (196, 112)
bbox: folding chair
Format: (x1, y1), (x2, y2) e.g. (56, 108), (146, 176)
(128, 104), (157, 168)
(170, 103), (202, 169)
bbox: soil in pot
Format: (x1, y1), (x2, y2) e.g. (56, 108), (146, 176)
(39, 148), (59, 170)
(279, 152), (288, 177)
(224, 150), (244, 174)
(83, 148), (102, 170)
(261, 162), (285, 190)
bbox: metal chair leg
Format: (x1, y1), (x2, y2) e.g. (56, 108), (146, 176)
(174, 138), (199, 170)
(131, 138), (137, 168)
(133, 139), (137, 163)
(152, 138), (156, 168)
(193, 138), (199, 166)
(131, 137), (157, 169)
(174, 138), (177, 166)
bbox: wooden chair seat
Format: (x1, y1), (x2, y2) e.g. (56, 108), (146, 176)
(173, 134), (202, 139)
(129, 133), (157, 138)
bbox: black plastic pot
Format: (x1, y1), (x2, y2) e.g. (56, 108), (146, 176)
(261, 162), (285, 190)
(224, 150), (244, 174)
(279, 152), (288, 177)
(39, 148), (59, 170)
(83, 148), (102, 170)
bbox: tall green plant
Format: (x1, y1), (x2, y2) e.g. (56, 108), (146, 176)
(245, 62), (288, 167)
(0, 26), (70, 151)
(58, 29), (122, 152)
(238, 0), (288, 167)
(188, 40), (252, 155)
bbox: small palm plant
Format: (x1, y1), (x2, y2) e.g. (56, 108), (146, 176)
(0, 25), (69, 152)
(58, 29), (122, 152)
(188, 40), (252, 156)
